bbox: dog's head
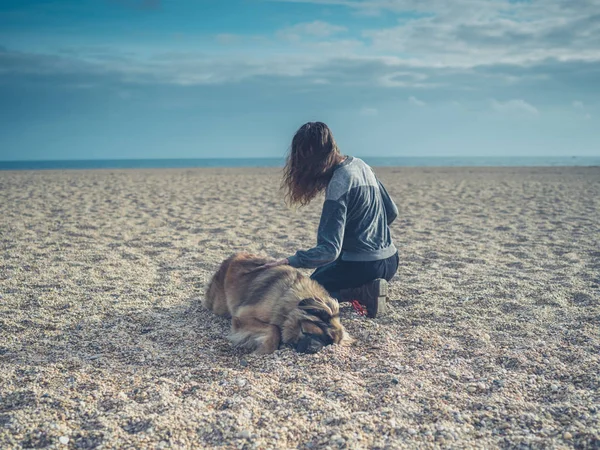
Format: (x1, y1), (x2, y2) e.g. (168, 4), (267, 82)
(295, 297), (353, 354)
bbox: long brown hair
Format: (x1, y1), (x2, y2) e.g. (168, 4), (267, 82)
(281, 122), (344, 206)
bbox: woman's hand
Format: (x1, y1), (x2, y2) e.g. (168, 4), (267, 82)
(256, 258), (289, 270)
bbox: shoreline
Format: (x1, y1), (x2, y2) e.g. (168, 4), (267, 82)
(1, 165), (599, 174)
(2, 156), (600, 172)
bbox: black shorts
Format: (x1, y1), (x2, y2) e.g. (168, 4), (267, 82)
(310, 252), (399, 298)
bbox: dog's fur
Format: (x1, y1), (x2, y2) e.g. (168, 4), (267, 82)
(202, 252), (352, 354)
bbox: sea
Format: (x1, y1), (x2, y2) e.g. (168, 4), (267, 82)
(1, 156), (599, 171)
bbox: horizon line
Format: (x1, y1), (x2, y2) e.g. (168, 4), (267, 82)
(0, 155), (592, 163)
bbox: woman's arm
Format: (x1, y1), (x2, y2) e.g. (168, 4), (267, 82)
(377, 178), (398, 225)
(287, 197), (347, 269)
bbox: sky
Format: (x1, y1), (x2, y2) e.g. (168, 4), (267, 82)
(0, 0), (599, 161)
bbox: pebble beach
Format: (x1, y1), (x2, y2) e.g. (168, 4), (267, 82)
(1, 166), (599, 449)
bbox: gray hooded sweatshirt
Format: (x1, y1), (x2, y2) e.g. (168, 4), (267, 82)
(287, 156), (398, 269)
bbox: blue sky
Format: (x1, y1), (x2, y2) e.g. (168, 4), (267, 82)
(0, 0), (598, 160)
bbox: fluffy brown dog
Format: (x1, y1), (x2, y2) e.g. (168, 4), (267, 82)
(202, 252), (352, 354)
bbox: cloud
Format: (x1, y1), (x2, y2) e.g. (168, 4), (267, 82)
(408, 96), (426, 107)
(570, 100), (593, 119)
(0, 48), (101, 78)
(379, 70), (433, 88)
(572, 101), (592, 119)
(1, 43), (599, 114)
(277, 0), (600, 69)
(277, 21), (347, 41)
(491, 99), (539, 115)
(3, 0), (600, 102)
(360, 107), (378, 116)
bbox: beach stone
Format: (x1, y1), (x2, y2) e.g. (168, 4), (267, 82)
(238, 430), (251, 439)
(330, 434), (344, 444)
(59, 436), (69, 445)
(563, 431), (572, 440)
(408, 428), (417, 435)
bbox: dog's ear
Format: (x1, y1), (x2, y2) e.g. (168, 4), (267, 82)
(298, 298), (314, 308)
(298, 298), (332, 323)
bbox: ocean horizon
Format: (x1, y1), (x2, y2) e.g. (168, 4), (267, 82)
(1, 156), (599, 171)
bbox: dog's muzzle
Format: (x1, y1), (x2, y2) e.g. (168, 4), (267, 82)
(295, 333), (333, 354)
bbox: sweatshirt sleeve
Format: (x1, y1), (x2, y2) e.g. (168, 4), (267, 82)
(377, 178), (398, 225)
(287, 197), (347, 269)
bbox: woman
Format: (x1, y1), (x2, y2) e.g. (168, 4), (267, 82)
(261, 121), (399, 318)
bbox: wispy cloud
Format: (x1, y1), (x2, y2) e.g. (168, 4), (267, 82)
(571, 100), (592, 120)
(276, 20), (347, 41)
(408, 96), (426, 107)
(491, 99), (539, 116)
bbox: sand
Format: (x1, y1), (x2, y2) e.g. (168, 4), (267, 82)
(0, 166), (598, 449)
